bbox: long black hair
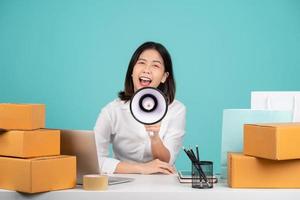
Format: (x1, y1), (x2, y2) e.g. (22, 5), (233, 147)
(118, 41), (176, 104)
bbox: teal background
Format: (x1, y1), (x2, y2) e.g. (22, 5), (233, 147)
(1, 0), (300, 172)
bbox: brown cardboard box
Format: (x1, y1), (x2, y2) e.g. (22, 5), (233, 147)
(244, 123), (300, 160)
(0, 129), (60, 158)
(0, 155), (76, 193)
(228, 153), (300, 188)
(0, 103), (45, 130)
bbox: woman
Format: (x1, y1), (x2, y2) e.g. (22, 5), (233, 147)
(94, 41), (186, 174)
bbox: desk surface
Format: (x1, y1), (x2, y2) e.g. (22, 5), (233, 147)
(1, 174), (300, 200)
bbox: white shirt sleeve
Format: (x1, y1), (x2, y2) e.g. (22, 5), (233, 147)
(163, 105), (186, 165)
(94, 107), (120, 174)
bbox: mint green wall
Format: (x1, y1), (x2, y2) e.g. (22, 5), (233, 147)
(1, 0), (300, 172)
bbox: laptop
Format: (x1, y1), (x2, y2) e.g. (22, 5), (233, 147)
(60, 129), (134, 185)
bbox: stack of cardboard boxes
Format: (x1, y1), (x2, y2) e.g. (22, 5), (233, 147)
(0, 103), (76, 193)
(228, 123), (300, 188)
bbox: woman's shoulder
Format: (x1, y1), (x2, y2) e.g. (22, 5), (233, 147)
(102, 98), (128, 111)
(169, 99), (186, 112)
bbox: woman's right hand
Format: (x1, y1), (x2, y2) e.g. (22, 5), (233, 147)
(138, 159), (175, 175)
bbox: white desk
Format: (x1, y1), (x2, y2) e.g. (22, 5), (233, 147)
(1, 174), (300, 200)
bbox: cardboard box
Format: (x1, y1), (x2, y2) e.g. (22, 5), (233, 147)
(0, 155), (76, 193)
(244, 123), (300, 160)
(228, 153), (300, 188)
(0, 103), (45, 130)
(0, 129), (60, 158)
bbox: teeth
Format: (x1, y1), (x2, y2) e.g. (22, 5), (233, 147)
(140, 77), (151, 81)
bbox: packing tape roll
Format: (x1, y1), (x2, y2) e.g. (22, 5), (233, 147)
(83, 174), (108, 191)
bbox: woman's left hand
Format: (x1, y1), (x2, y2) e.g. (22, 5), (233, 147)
(144, 123), (161, 138)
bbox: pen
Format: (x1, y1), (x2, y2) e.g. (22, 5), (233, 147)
(189, 155), (208, 183)
(190, 147), (197, 160)
(182, 147), (208, 183)
(196, 145), (199, 162)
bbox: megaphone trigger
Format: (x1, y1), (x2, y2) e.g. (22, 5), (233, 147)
(148, 131), (154, 137)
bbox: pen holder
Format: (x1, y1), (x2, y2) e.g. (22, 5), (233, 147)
(191, 161), (213, 189)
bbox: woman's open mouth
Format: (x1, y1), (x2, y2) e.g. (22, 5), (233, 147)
(139, 77), (152, 87)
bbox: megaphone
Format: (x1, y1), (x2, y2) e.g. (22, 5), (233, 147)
(130, 87), (168, 125)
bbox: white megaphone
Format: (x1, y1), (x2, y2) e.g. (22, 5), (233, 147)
(130, 87), (168, 127)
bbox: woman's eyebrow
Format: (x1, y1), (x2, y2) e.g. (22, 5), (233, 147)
(138, 58), (147, 61)
(138, 58), (162, 64)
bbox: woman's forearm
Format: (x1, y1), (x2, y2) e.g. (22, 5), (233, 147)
(144, 124), (171, 163)
(114, 159), (174, 175)
(150, 136), (170, 163)
(114, 161), (142, 174)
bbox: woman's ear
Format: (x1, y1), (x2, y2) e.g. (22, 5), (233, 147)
(161, 72), (169, 83)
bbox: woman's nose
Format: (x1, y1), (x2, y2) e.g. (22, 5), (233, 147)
(143, 64), (151, 73)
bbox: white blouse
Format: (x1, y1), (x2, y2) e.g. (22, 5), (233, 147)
(94, 98), (186, 174)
